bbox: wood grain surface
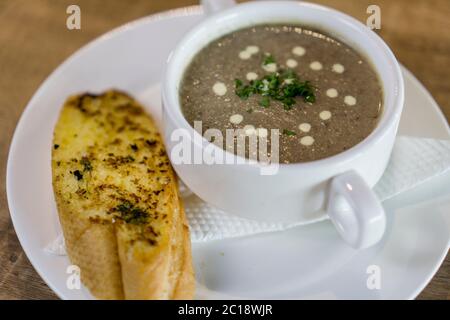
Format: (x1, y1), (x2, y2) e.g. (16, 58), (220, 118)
(0, 0), (448, 300)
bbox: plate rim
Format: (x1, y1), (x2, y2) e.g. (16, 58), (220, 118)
(401, 67), (450, 136)
(6, 5), (449, 300)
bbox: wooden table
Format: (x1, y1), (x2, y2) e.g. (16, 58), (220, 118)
(0, 0), (448, 300)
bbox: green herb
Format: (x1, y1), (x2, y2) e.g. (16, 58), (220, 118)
(115, 200), (149, 225)
(263, 54), (275, 65)
(234, 55), (315, 109)
(234, 71), (316, 109)
(235, 78), (255, 100)
(116, 201), (132, 213)
(73, 170), (83, 180)
(281, 69), (298, 80)
(80, 157), (92, 172)
(282, 129), (297, 136)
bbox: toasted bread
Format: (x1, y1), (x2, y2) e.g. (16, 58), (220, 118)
(51, 90), (195, 299)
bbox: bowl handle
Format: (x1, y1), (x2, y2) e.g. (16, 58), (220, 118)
(201, 0), (236, 15)
(327, 170), (386, 249)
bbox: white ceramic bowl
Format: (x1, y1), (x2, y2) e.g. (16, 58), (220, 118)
(162, 1), (404, 248)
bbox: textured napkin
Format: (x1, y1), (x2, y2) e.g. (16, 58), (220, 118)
(185, 136), (450, 241)
(46, 136), (450, 254)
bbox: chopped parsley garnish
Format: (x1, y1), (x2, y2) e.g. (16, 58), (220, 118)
(234, 58), (316, 110)
(115, 200), (149, 225)
(116, 201), (132, 213)
(235, 79), (254, 100)
(80, 157), (92, 172)
(282, 68), (297, 80)
(263, 54), (276, 65)
(282, 129), (297, 136)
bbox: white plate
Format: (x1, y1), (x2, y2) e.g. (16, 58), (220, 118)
(6, 6), (450, 300)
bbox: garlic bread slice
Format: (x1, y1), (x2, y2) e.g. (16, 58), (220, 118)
(52, 90), (194, 299)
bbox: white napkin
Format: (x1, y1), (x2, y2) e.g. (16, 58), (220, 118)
(46, 136), (450, 254)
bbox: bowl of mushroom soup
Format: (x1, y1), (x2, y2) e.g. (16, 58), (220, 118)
(162, 0), (404, 248)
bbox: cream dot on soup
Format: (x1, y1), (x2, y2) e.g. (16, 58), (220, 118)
(332, 63), (345, 73)
(246, 72), (258, 81)
(300, 136), (315, 146)
(286, 59), (298, 68)
(246, 46), (259, 54)
(212, 82), (227, 96)
(299, 123), (311, 133)
(239, 50), (252, 60)
(310, 61), (323, 71)
(344, 95), (357, 106)
(326, 88), (338, 98)
(319, 111), (332, 120)
(230, 114), (243, 124)
(292, 46), (306, 56)
(262, 63), (277, 73)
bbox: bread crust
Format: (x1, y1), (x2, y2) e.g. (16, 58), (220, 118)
(56, 198), (124, 299)
(172, 223), (196, 299)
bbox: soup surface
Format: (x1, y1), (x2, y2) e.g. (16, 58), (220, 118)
(180, 25), (383, 163)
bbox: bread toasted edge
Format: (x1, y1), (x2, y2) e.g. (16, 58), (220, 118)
(54, 195), (125, 299)
(116, 180), (195, 300)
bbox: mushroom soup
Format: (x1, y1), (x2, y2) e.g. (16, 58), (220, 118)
(180, 25), (383, 163)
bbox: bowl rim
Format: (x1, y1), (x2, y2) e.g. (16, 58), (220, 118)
(162, 1), (405, 171)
